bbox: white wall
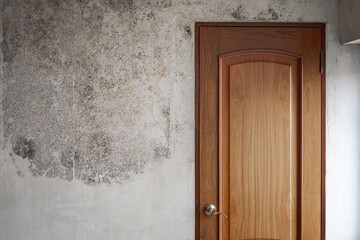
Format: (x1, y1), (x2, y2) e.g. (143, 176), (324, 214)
(326, 42), (360, 239)
(1, 0), (360, 239)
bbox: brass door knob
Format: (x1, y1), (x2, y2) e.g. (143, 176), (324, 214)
(204, 204), (228, 218)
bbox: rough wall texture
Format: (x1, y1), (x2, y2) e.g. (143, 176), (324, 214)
(0, 0), (360, 239)
(1, 0), (177, 184)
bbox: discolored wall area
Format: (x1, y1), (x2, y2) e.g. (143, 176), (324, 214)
(1, 0), (176, 184)
(0, 0), (360, 239)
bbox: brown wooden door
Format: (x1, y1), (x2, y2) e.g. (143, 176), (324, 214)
(195, 23), (325, 240)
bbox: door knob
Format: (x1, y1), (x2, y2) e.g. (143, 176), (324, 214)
(204, 204), (228, 218)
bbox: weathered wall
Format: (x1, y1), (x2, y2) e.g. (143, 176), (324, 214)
(0, 0), (359, 239)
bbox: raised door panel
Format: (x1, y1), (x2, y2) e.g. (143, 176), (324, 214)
(219, 52), (301, 240)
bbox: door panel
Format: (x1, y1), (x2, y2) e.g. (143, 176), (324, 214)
(196, 23), (325, 240)
(220, 52), (300, 240)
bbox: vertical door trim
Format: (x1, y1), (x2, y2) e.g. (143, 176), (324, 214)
(194, 22), (326, 240)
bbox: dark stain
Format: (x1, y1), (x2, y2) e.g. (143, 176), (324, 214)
(74, 150), (80, 162)
(147, 11), (155, 20)
(77, 0), (90, 5)
(1, 36), (18, 64)
(231, 5), (249, 20)
(90, 132), (111, 151)
(162, 105), (170, 117)
(1, 15), (23, 64)
(2, 1), (64, 66)
(28, 158), (49, 177)
(154, 146), (170, 159)
(256, 8), (281, 21)
(60, 149), (74, 169)
(2, 0), (169, 185)
(99, 77), (116, 89)
(49, 0), (62, 8)
(16, 170), (25, 177)
(155, 0), (173, 8)
(80, 5), (105, 33)
(12, 136), (36, 160)
(162, 105), (171, 143)
(268, 8), (279, 20)
(72, 132), (114, 184)
(45, 165), (60, 178)
(81, 85), (95, 102)
(184, 26), (192, 36)
(103, 0), (134, 12)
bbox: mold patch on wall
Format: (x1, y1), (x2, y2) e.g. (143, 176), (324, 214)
(1, 0), (177, 184)
(231, 1), (293, 21)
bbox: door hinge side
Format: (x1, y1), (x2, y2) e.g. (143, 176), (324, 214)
(320, 51), (324, 74)
(198, 206), (200, 214)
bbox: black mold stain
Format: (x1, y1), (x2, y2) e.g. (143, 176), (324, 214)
(28, 158), (49, 177)
(3, 0), (170, 185)
(268, 8), (279, 20)
(103, 0), (134, 12)
(1, 0), (64, 66)
(80, 4), (105, 33)
(255, 8), (282, 21)
(162, 105), (171, 144)
(88, 132), (112, 160)
(16, 170), (25, 177)
(60, 149), (74, 169)
(184, 26), (192, 37)
(1, 33), (19, 64)
(81, 85), (95, 102)
(231, 5), (249, 20)
(12, 137), (36, 160)
(147, 11), (155, 20)
(1, 14), (23, 64)
(154, 0), (172, 8)
(154, 146), (170, 159)
(45, 165), (59, 178)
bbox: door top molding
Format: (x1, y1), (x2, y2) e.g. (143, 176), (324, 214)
(195, 22), (325, 28)
(219, 49), (302, 61)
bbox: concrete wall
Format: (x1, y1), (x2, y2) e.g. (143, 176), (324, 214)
(0, 0), (359, 239)
(340, 0), (360, 44)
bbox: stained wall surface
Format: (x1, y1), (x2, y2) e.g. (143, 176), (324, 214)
(0, 0), (359, 239)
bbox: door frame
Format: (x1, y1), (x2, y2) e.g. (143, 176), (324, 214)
(194, 22), (326, 240)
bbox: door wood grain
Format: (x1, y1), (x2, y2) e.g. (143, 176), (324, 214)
(220, 51), (301, 240)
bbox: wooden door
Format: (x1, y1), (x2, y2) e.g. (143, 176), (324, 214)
(195, 23), (325, 240)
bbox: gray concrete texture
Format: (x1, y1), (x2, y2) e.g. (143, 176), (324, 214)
(0, 0), (360, 239)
